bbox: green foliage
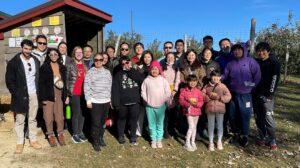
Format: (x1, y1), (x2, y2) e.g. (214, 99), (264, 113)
(147, 39), (163, 60)
(256, 11), (300, 75)
(187, 36), (203, 54)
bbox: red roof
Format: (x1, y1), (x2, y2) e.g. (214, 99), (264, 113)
(0, 0), (112, 31)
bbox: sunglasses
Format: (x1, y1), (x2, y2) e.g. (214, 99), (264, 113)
(49, 53), (58, 56)
(122, 61), (130, 65)
(121, 48), (129, 51)
(94, 59), (104, 62)
(28, 63), (32, 72)
(164, 47), (172, 49)
(37, 42), (47, 45)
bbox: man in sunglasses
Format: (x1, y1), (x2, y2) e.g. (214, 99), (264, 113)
(32, 34), (48, 66)
(157, 41), (173, 64)
(112, 42), (131, 75)
(6, 39), (42, 154)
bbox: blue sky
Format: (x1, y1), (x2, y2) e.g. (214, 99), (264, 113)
(1, 0), (300, 49)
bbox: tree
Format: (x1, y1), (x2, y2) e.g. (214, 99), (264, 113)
(147, 39), (163, 60)
(256, 11), (300, 75)
(187, 36), (202, 54)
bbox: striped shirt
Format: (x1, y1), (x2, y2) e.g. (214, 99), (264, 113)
(84, 67), (112, 104)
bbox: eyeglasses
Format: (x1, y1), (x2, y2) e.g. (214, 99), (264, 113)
(164, 47), (172, 49)
(121, 48), (129, 51)
(37, 42), (47, 45)
(49, 53), (58, 56)
(28, 63), (32, 72)
(94, 59), (104, 62)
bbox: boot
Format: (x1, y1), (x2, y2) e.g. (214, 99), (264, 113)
(92, 142), (101, 152)
(58, 133), (66, 146)
(99, 137), (106, 147)
(48, 135), (57, 147)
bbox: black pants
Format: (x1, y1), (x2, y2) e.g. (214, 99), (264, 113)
(117, 104), (139, 142)
(253, 95), (276, 142)
(90, 103), (110, 143)
(164, 106), (177, 136)
(71, 95), (85, 135)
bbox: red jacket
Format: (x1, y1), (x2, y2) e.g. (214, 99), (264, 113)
(203, 82), (232, 113)
(179, 87), (204, 116)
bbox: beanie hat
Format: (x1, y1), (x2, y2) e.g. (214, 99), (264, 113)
(149, 61), (163, 75)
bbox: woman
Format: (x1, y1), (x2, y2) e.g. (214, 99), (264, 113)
(135, 50), (154, 137)
(199, 47), (220, 86)
(84, 53), (112, 152)
(102, 52), (113, 73)
(162, 52), (181, 138)
(66, 46), (88, 143)
(57, 42), (71, 65)
(180, 49), (206, 89)
(39, 48), (66, 147)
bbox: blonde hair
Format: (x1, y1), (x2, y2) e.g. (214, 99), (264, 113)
(71, 46), (83, 59)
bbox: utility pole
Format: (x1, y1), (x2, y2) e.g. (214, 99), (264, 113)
(250, 18), (256, 57)
(284, 44), (290, 83)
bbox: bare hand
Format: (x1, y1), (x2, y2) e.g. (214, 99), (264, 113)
(65, 97), (70, 104)
(87, 103), (92, 109)
(42, 101), (47, 105)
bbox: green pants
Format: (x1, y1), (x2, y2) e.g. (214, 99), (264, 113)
(146, 104), (166, 141)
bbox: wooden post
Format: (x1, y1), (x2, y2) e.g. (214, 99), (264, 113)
(184, 34), (187, 52)
(250, 18), (256, 57)
(284, 44), (289, 83)
(114, 34), (121, 57)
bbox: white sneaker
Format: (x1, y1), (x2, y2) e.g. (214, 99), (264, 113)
(209, 143), (215, 151)
(191, 142), (197, 150)
(151, 141), (157, 149)
(217, 142), (223, 150)
(157, 141), (163, 148)
(184, 143), (194, 152)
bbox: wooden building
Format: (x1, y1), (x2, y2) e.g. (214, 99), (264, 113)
(0, 0), (112, 93)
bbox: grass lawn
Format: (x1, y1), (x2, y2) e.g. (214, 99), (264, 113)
(1, 77), (300, 168)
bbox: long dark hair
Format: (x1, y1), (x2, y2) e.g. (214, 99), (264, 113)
(44, 48), (63, 65)
(162, 52), (178, 72)
(180, 49), (201, 71)
(138, 50), (154, 66)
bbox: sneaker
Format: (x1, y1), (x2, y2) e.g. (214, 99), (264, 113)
(58, 134), (66, 146)
(79, 133), (88, 142)
(270, 144), (278, 151)
(151, 141), (157, 149)
(72, 135), (82, 144)
(99, 137), (106, 147)
(92, 143), (101, 152)
(30, 141), (42, 149)
(185, 143), (194, 152)
(48, 135), (57, 147)
(240, 136), (248, 147)
(130, 141), (138, 146)
(209, 142), (215, 151)
(229, 134), (240, 144)
(118, 136), (126, 144)
(191, 142), (197, 150)
(157, 141), (163, 148)
(15, 144), (24, 154)
(217, 142), (224, 150)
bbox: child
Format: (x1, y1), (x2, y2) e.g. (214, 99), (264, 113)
(141, 61), (171, 148)
(179, 74), (204, 151)
(203, 70), (231, 151)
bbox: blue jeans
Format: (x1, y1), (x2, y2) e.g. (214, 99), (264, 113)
(229, 93), (252, 136)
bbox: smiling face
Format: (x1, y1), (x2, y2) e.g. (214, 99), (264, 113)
(188, 80), (198, 88)
(36, 37), (47, 52)
(164, 43), (173, 55)
(21, 44), (33, 58)
(176, 42), (184, 54)
(211, 75), (221, 84)
(166, 53), (175, 64)
(74, 48), (83, 61)
(58, 43), (67, 55)
(120, 43), (130, 56)
(143, 53), (152, 65)
(94, 54), (104, 69)
(233, 48), (244, 59)
(150, 67), (160, 77)
(83, 47), (93, 59)
(256, 49), (270, 61)
(203, 49), (212, 61)
(102, 54), (109, 65)
(135, 44), (144, 56)
(49, 50), (59, 63)
(187, 51), (197, 64)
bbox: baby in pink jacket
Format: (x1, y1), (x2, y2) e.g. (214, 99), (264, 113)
(179, 74), (204, 151)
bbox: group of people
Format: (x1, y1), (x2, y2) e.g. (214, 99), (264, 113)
(5, 34), (280, 154)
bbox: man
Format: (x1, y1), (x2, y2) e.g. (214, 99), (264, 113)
(6, 39), (42, 154)
(157, 41), (173, 65)
(216, 38), (234, 74)
(83, 44), (94, 69)
(131, 42), (144, 64)
(112, 42), (131, 75)
(253, 42), (280, 151)
(174, 39), (185, 67)
(222, 44), (261, 147)
(58, 41), (71, 65)
(202, 35), (219, 60)
(32, 34), (48, 66)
